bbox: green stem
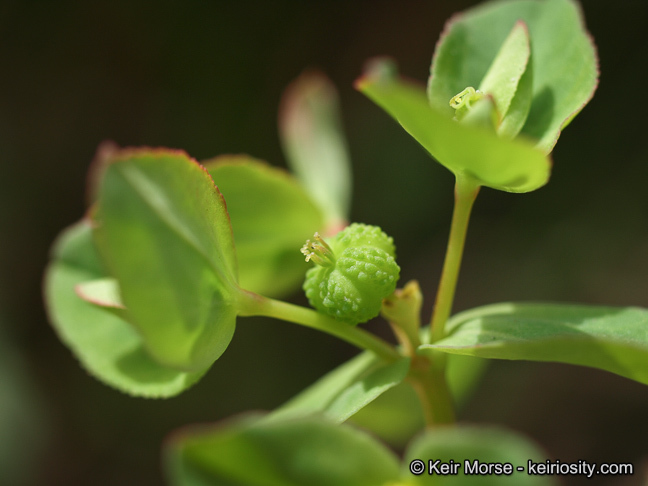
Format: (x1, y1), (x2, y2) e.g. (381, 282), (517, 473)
(408, 357), (456, 426)
(410, 175), (478, 427)
(429, 175), (480, 343)
(238, 290), (400, 362)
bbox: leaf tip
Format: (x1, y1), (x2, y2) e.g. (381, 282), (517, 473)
(354, 57), (398, 92)
(86, 140), (121, 206)
(279, 69), (334, 127)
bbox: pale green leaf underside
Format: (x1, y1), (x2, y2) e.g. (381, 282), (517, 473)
(266, 352), (410, 424)
(356, 62), (550, 193)
(166, 416), (401, 486)
(93, 150), (239, 372)
(421, 303), (648, 385)
(478, 21), (532, 138)
(44, 220), (205, 398)
(279, 71), (352, 230)
(499, 54), (533, 139)
(405, 425), (556, 485)
(204, 156), (324, 299)
(428, 0), (598, 153)
(479, 21), (529, 116)
(76, 278), (123, 309)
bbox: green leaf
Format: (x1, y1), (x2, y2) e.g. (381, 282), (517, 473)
(356, 60), (550, 193)
(165, 415), (401, 486)
(350, 353), (487, 448)
(349, 381), (424, 448)
(428, 0), (598, 153)
(404, 425), (556, 485)
(478, 21), (533, 139)
(499, 56), (533, 140)
(421, 303), (648, 385)
(279, 71), (352, 231)
(264, 323), (484, 448)
(44, 220), (206, 397)
(93, 148), (240, 372)
(266, 351), (410, 424)
(203, 155), (324, 298)
(478, 21), (530, 118)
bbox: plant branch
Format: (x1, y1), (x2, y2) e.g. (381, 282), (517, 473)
(238, 291), (400, 362)
(429, 175), (480, 343)
(408, 356), (455, 426)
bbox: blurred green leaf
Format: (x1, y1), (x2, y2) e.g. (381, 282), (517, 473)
(267, 351), (410, 424)
(445, 354), (488, 406)
(350, 351), (487, 448)
(266, 330), (486, 447)
(421, 303), (648, 385)
(349, 381), (424, 448)
(404, 425), (555, 485)
(279, 71), (352, 231)
(204, 155), (324, 298)
(428, 0), (598, 153)
(44, 220), (206, 397)
(165, 415), (401, 486)
(356, 60), (550, 193)
(93, 149), (240, 372)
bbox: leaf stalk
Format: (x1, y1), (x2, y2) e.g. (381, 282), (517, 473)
(238, 290), (400, 362)
(429, 175), (480, 343)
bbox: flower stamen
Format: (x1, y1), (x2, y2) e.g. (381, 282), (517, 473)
(301, 232), (336, 267)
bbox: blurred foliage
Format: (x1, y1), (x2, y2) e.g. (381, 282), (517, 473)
(2, 1), (648, 484)
(0, 320), (48, 485)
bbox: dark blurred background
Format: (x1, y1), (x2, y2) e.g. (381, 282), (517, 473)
(2, 1), (648, 485)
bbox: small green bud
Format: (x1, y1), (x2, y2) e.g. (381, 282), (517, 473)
(449, 86), (484, 121)
(302, 223), (400, 325)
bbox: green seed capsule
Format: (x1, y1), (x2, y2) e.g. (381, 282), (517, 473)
(301, 223), (400, 325)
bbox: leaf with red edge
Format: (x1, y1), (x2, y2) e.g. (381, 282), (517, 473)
(92, 148), (241, 372)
